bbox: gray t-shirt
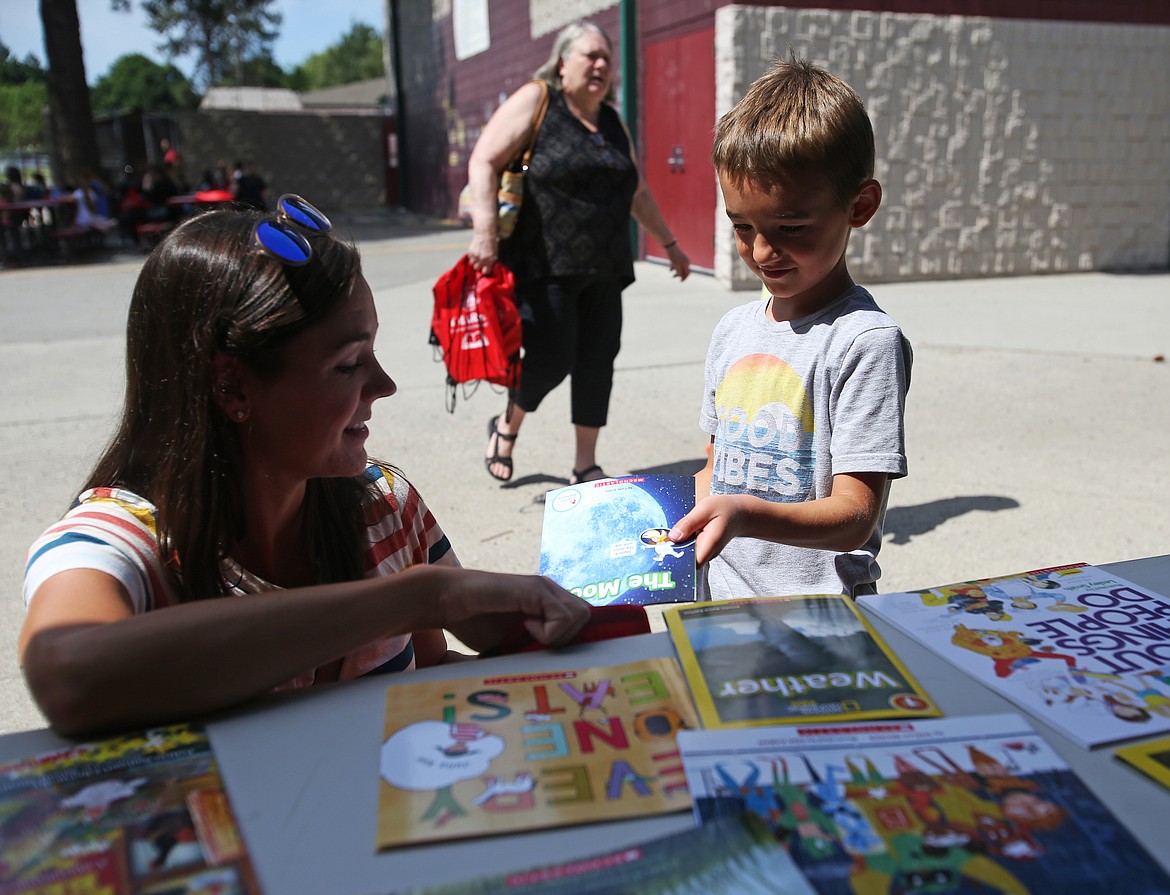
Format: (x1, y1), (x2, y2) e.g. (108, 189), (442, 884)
(699, 285), (911, 600)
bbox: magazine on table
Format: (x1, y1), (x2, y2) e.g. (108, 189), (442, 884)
(664, 595), (939, 728)
(859, 563), (1170, 748)
(538, 474), (696, 607)
(389, 814), (815, 895)
(1115, 735), (1170, 791)
(0, 723), (259, 894)
(375, 657), (699, 849)
(677, 713), (1170, 894)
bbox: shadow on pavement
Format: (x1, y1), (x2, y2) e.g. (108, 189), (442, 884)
(885, 495), (1020, 545)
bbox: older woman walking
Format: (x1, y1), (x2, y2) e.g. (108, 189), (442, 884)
(467, 20), (690, 485)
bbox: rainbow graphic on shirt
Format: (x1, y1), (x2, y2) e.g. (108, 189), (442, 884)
(711, 354), (815, 501)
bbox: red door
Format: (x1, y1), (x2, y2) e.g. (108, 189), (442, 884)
(642, 27), (716, 272)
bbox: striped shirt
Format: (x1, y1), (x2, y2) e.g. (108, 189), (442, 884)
(23, 465), (455, 690)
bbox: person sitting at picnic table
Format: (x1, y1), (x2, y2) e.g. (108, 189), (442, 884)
(19, 196), (591, 737)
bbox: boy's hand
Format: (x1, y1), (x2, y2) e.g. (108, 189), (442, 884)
(669, 495), (743, 566)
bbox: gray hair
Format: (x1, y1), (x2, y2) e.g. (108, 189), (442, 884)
(534, 21), (616, 103)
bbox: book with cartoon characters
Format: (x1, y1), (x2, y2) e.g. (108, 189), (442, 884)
(1116, 735), (1170, 791)
(391, 814), (816, 895)
(678, 713), (1170, 895)
(375, 657), (700, 849)
(858, 563), (1170, 748)
(664, 595), (940, 728)
(538, 475), (696, 607)
(0, 723), (260, 894)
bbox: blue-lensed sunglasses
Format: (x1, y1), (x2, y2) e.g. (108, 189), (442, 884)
(251, 194), (332, 266)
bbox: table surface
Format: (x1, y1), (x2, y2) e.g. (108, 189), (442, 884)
(4, 554), (1169, 893)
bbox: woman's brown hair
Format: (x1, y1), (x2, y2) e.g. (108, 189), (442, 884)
(84, 204), (371, 602)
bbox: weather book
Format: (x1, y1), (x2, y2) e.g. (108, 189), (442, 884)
(858, 563), (1170, 748)
(0, 723), (259, 894)
(664, 595), (939, 728)
(1116, 735), (1170, 792)
(538, 474), (696, 607)
(677, 713), (1170, 895)
(375, 657), (700, 849)
(391, 814), (815, 895)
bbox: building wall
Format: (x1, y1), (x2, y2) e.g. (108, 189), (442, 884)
(399, 1), (1170, 285)
(178, 109), (388, 211)
(714, 6), (1170, 287)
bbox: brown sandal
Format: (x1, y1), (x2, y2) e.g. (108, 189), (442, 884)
(569, 465), (606, 485)
(485, 415), (517, 482)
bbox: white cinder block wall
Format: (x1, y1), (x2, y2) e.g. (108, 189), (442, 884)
(715, 6), (1170, 288)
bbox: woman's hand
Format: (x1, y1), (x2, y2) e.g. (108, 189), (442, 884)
(433, 569), (591, 653)
(666, 243), (691, 281)
(467, 229), (499, 275)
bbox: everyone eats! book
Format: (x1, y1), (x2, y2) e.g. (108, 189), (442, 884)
(677, 713), (1170, 894)
(538, 475), (696, 607)
(858, 563), (1170, 748)
(0, 723), (259, 894)
(375, 657), (700, 849)
(391, 814), (815, 895)
(664, 595), (939, 728)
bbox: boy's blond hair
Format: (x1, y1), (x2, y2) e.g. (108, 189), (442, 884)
(712, 56), (875, 209)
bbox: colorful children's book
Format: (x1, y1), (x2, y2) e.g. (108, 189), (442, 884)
(677, 713), (1170, 895)
(391, 814), (816, 895)
(664, 595), (939, 728)
(376, 657), (700, 849)
(1116, 735), (1170, 791)
(0, 723), (259, 894)
(538, 474), (695, 607)
(859, 563), (1170, 748)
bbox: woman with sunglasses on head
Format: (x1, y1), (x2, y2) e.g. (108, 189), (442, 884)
(19, 197), (591, 738)
(467, 20), (690, 486)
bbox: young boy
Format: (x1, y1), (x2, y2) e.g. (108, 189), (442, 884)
(669, 57), (911, 600)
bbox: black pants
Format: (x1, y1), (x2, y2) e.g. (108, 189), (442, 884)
(511, 274), (623, 428)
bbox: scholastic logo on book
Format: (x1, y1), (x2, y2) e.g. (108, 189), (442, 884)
(481, 671), (578, 685)
(505, 848), (644, 885)
(793, 723), (915, 737)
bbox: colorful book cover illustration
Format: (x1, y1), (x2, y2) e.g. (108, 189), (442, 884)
(664, 595), (940, 728)
(1115, 735), (1170, 791)
(376, 657), (700, 849)
(859, 563), (1170, 748)
(538, 474), (695, 607)
(391, 814), (816, 895)
(678, 714), (1170, 895)
(0, 723), (259, 894)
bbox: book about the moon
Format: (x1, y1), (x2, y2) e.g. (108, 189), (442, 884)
(0, 723), (260, 894)
(538, 474), (696, 607)
(375, 657), (700, 850)
(677, 713), (1170, 895)
(858, 563), (1170, 748)
(664, 595), (940, 728)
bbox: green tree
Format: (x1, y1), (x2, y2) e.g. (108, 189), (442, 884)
(1, 44), (48, 85)
(0, 82), (49, 151)
(0, 43), (49, 152)
(289, 21), (384, 92)
(120, 0), (281, 91)
(90, 53), (199, 113)
(217, 51), (288, 88)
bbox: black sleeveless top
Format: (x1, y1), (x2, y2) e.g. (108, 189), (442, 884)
(500, 88), (638, 288)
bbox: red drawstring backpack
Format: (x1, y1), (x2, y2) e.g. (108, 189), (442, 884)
(430, 255), (522, 413)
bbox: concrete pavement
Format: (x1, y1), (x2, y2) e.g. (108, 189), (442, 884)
(1, 215), (1167, 734)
